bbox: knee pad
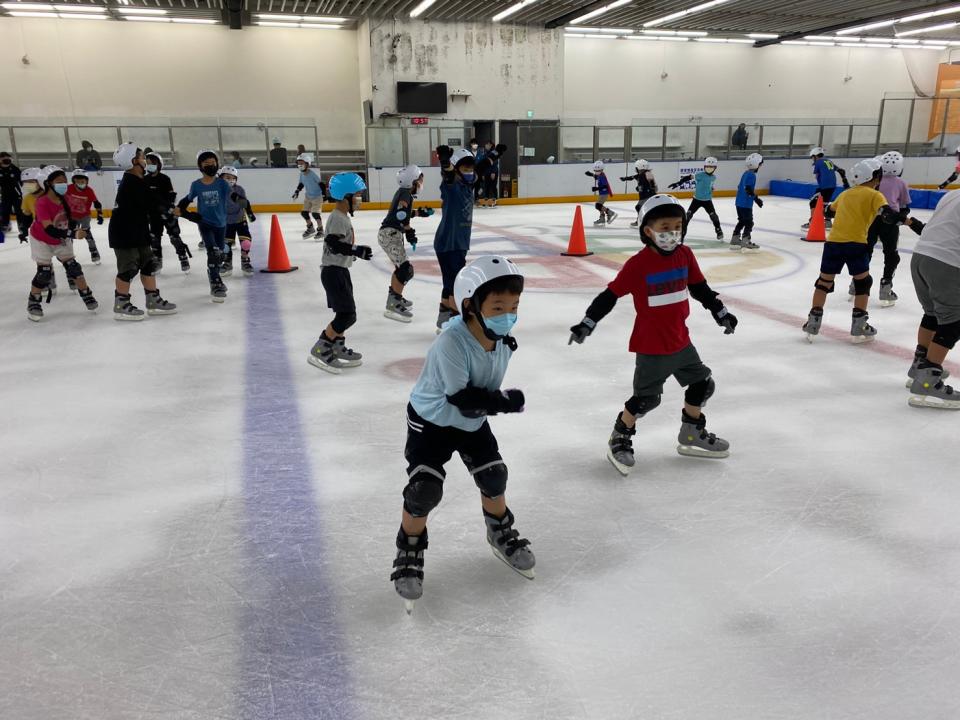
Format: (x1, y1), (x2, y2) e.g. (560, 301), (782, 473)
(311, 213), (322, 223)
(624, 394), (662, 417)
(207, 247), (223, 267)
(472, 461), (508, 499)
(117, 267), (139, 282)
(331, 311), (357, 334)
(595, 202), (605, 212)
(402, 466), (445, 517)
(396, 261), (415, 284)
(921, 313), (939, 331)
(815, 276), (835, 294)
(141, 255), (160, 277)
(240, 238), (252, 253)
(63, 258), (83, 280)
(684, 376), (715, 407)
(853, 275), (873, 296)
(300, 211), (311, 221)
(32, 264), (53, 289)
(933, 319), (960, 349)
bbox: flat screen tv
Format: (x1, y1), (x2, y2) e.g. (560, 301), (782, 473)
(397, 82), (448, 114)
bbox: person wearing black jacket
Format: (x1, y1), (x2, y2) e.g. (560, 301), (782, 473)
(0, 152), (24, 233)
(109, 143), (177, 320)
(144, 152), (191, 273)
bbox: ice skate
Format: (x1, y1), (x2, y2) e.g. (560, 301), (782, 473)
(27, 293), (43, 322)
(146, 290), (177, 316)
(593, 217), (606, 227)
(90, 248), (101, 265)
(384, 290), (413, 323)
(851, 312), (877, 344)
(677, 411), (729, 459)
(715, 228), (724, 241)
(825, 218), (833, 229)
(606, 416), (636, 476)
(878, 279), (898, 308)
(308, 336), (345, 374)
(178, 252), (191, 274)
(399, 295), (413, 309)
(630, 217), (639, 227)
(729, 234), (742, 251)
(79, 288), (98, 313)
(739, 235), (759, 253)
(484, 508), (535, 580)
(241, 253), (253, 277)
(333, 337), (362, 368)
(197, 240), (205, 251)
(803, 307), (823, 343)
(113, 293), (145, 321)
(391, 528), (427, 614)
(606, 210), (618, 224)
(302, 224), (316, 240)
(220, 256), (233, 277)
(801, 221), (811, 230)
(436, 306), (456, 334)
(210, 280), (227, 303)
(909, 363), (960, 410)
(906, 357), (950, 389)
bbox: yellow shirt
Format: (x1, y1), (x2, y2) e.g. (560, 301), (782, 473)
(827, 185), (887, 244)
(22, 190), (41, 218)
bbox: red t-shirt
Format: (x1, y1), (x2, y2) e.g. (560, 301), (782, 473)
(607, 245), (705, 355)
(64, 184), (98, 217)
(30, 195), (70, 246)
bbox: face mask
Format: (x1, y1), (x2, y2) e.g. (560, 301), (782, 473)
(1, 159), (10, 165)
(705, 168), (715, 175)
(460, 172), (476, 184)
(145, 164), (158, 174)
(651, 230), (682, 253)
(483, 312), (517, 337)
(23, 181), (39, 193)
(53, 182), (68, 195)
(298, 164), (307, 172)
(225, 178), (237, 187)
(202, 166), (218, 177)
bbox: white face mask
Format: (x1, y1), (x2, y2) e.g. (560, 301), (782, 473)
(145, 164), (158, 174)
(225, 178), (237, 186)
(651, 230), (682, 252)
(297, 164), (307, 172)
(75, 181), (87, 189)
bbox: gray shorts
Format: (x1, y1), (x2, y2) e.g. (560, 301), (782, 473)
(378, 227), (408, 266)
(633, 344), (711, 397)
(911, 253), (960, 325)
(30, 237), (74, 263)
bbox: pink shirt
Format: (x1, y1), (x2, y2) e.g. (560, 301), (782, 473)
(29, 195), (69, 246)
(878, 175), (911, 212)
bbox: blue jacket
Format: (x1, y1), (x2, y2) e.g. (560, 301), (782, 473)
(813, 158), (839, 190)
(434, 171), (474, 253)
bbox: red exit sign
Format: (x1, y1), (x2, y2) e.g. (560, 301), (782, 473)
(411, 117), (429, 125)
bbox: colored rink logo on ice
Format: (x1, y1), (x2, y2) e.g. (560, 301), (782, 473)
(646, 267), (689, 307)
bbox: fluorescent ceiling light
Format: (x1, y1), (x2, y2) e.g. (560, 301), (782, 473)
(8, 10), (57, 15)
(569, 0), (631, 25)
(921, 45), (948, 50)
(118, 7), (166, 13)
(696, 37), (752, 43)
(836, 20), (895, 35)
(564, 33), (586, 38)
(626, 34), (689, 41)
(807, 41), (836, 46)
(782, 40), (809, 45)
(899, 5), (960, 24)
(839, 42), (865, 47)
(2, 2), (52, 8)
(256, 20), (299, 26)
(257, 13), (300, 19)
(747, 33), (778, 39)
(125, 15), (170, 21)
(644, 0), (730, 28)
(59, 12), (108, 18)
(641, 29), (707, 36)
(492, 0), (540, 22)
(805, 35), (841, 41)
(576, 26), (634, 32)
(409, 0), (437, 18)
(53, 4), (106, 11)
(897, 22), (958, 37)
(299, 23), (341, 29)
(172, 17), (218, 23)
(255, 20), (342, 28)
(300, 16), (347, 22)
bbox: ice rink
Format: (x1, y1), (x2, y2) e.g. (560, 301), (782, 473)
(3, 195), (959, 720)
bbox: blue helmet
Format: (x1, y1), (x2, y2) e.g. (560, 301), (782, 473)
(328, 172), (367, 201)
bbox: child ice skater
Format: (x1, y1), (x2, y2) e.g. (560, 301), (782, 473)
(586, 160), (617, 226)
(292, 153), (327, 239)
(669, 156), (724, 240)
(391, 255), (534, 612)
(218, 166), (256, 277)
(145, 153), (191, 273)
(803, 147), (848, 230)
(732, 153), (763, 252)
(568, 195), (738, 475)
(802, 158), (899, 344)
(938, 144), (960, 189)
(378, 164), (434, 322)
(19, 167), (44, 245)
(64, 169), (103, 269)
(621, 158), (657, 227)
(434, 145), (479, 331)
(308, 172), (371, 374)
(25, 167), (99, 321)
(177, 149), (231, 302)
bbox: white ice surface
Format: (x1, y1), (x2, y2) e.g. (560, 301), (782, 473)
(2, 197), (959, 720)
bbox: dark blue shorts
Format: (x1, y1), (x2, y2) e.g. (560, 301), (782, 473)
(436, 249), (468, 297)
(820, 241), (870, 276)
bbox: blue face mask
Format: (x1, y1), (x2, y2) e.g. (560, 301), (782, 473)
(460, 172), (476, 184)
(53, 183), (68, 195)
(483, 312), (517, 337)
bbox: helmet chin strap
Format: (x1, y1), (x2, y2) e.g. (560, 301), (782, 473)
(467, 301), (517, 351)
(344, 193), (355, 216)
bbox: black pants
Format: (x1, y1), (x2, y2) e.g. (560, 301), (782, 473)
(635, 192), (655, 213)
(866, 217), (900, 282)
(733, 207), (754, 236)
(1, 191), (23, 230)
(809, 188), (835, 211)
(687, 199), (721, 231)
(483, 173), (498, 201)
(436, 249), (468, 299)
(148, 213), (184, 259)
(321, 265), (357, 333)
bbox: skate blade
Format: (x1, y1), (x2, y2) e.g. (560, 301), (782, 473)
(243, 270), (254, 277)
(404, 599), (416, 615)
(338, 359), (362, 368)
(851, 334), (875, 344)
(676, 444), (730, 459)
(181, 269), (191, 275)
(384, 310), (413, 323)
(93, 260), (101, 265)
(27, 314), (42, 322)
(879, 300), (896, 308)
(489, 545), (535, 580)
(804, 332), (817, 343)
(211, 296), (226, 304)
(728, 246), (741, 252)
(114, 314), (145, 321)
(307, 355), (342, 374)
(606, 448), (632, 476)
(147, 309), (178, 316)
(740, 248), (759, 254)
(908, 395), (960, 410)
(222, 271), (233, 277)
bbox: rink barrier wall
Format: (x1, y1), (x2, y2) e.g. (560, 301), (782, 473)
(769, 180), (948, 210)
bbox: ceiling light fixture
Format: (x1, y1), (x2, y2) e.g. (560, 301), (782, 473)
(897, 22), (958, 37)
(898, 5), (960, 24)
(643, 0), (730, 28)
(626, 34), (689, 41)
(747, 33), (778, 39)
(493, 0), (541, 22)
(409, 0), (438, 18)
(569, 0), (631, 26)
(53, 4), (106, 11)
(172, 17), (218, 23)
(835, 20), (895, 36)
(118, 7), (167, 14)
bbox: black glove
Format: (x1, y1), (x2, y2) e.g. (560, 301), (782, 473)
(248, 212), (257, 223)
(404, 228), (417, 247)
(939, 183), (949, 190)
(592, 186), (599, 193)
(908, 218), (925, 235)
(292, 190), (300, 199)
(667, 181), (682, 190)
(619, 176), (632, 182)
(19, 232), (28, 244)
(353, 244), (373, 260)
(96, 213), (103, 225)
(447, 387), (525, 417)
(754, 197), (764, 208)
(495, 144), (508, 155)
(436, 145), (453, 164)
(880, 206), (900, 225)
(498, 389), (525, 413)
(568, 317), (597, 344)
(416, 207), (435, 217)
(585, 171), (594, 177)
(182, 210), (203, 225)
(711, 306), (738, 335)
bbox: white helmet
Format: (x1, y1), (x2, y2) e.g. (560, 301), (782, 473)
(218, 165), (239, 179)
(745, 153), (763, 170)
(71, 168), (89, 181)
(592, 160), (605, 173)
(639, 195), (684, 252)
(635, 159), (650, 171)
(451, 148), (475, 167)
(397, 164), (423, 188)
(21, 167), (42, 183)
(809, 146), (826, 157)
(453, 255), (524, 317)
(880, 151), (904, 176)
(196, 148), (219, 166)
(296, 153), (313, 166)
(954, 144), (960, 155)
(851, 158), (882, 186)
(703, 156), (718, 167)
(113, 142), (140, 169)
(39, 165), (65, 186)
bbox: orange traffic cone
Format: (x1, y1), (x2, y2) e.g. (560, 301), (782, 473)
(260, 214), (299, 273)
(803, 195), (827, 242)
(562, 205), (593, 257)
